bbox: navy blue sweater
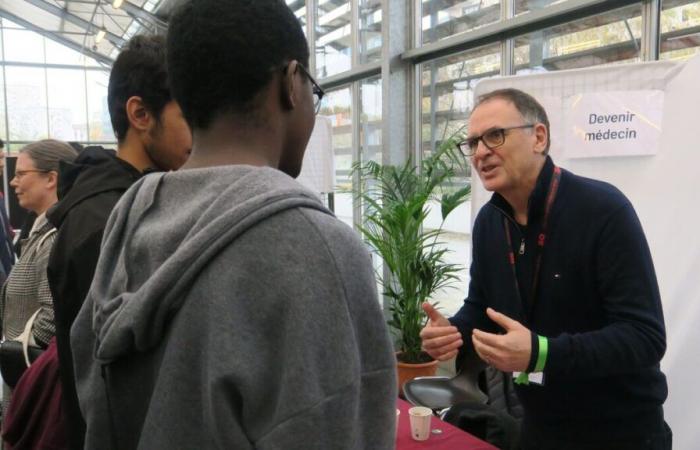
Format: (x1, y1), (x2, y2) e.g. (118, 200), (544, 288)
(450, 157), (668, 439)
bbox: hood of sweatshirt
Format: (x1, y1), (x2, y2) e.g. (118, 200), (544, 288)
(48, 146), (142, 229)
(85, 165), (330, 363)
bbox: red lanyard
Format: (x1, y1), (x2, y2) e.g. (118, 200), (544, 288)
(503, 166), (561, 322)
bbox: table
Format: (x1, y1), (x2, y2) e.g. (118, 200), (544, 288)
(396, 399), (498, 450)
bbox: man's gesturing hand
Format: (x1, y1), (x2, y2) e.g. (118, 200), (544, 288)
(420, 302), (463, 361)
(472, 308), (532, 372)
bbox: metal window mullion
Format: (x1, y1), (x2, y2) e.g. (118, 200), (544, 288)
(411, 0), (421, 164)
(641, 0), (661, 61)
(351, 80), (362, 231)
(352, 0), (359, 68)
(0, 61), (108, 71)
(308, 0), (317, 75)
(413, 0), (422, 49)
(502, 0), (515, 75)
(412, 62), (421, 168)
(402, 0), (642, 64)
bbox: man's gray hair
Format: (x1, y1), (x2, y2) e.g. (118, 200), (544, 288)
(20, 139), (78, 172)
(474, 88), (551, 154)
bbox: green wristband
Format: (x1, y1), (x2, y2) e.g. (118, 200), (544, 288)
(534, 335), (548, 372)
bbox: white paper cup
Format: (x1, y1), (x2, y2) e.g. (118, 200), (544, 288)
(408, 406), (432, 441)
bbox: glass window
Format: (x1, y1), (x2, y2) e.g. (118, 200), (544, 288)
(661, 0), (700, 61)
(360, 0), (382, 64)
(45, 40), (100, 67)
(47, 69), (89, 142)
(2, 29), (45, 64)
(421, 0), (501, 45)
(360, 77), (382, 163)
(360, 76), (382, 299)
(319, 87), (353, 227)
(5, 67), (49, 141)
(514, 4), (643, 73)
(86, 71), (114, 143)
(286, 0), (307, 34)
(315, 0), (352, 77)
(515, 0), (570, 16)
(420, 45), (501, 315)
(421, 44), (500, 159)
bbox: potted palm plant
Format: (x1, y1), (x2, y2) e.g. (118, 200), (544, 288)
(352, 136), (471, 392)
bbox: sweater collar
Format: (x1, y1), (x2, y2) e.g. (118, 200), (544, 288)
(489, 155), (555, 224)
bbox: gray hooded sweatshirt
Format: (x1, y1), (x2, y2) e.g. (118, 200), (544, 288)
(70, 165), (397, 450)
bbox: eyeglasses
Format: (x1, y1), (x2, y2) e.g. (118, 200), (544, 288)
(457, 124), (535, 157)
(296, 63), (325, 115)
(13, 169), (50, 180)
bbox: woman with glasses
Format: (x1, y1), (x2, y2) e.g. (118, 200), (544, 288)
(1, 139), (77, 412)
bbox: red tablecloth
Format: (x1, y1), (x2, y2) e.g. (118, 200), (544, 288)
(396, 399), (498, 450)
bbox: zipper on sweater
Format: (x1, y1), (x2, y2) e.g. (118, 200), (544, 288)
(491, 204), (527, 255)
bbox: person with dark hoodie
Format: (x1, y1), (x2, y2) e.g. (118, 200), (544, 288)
(46, 35), (191, 450)
(70, 1), (397, 449)
(0, 138), (14, 277)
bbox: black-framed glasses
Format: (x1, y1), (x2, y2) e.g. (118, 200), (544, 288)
(13, 169), (50, 180)
(296, 63), (325, 115)
(457, 124), (535, 157)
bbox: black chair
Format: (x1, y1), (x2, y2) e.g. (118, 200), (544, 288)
(402, 349), (488, 414)
(404, 349), (523, 450)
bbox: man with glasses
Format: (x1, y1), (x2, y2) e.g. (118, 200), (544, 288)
(421, 89), (670, 449)
(70, 1), (396, 449)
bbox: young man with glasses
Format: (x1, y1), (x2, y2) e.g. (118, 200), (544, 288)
(421, 89), (670, 449)
(70, 1), (396, 449)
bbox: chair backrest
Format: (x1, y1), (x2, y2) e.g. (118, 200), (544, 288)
(451, 347), (488, 404)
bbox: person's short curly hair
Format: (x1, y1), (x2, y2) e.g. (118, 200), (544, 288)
(108, 35), (171, 142)
(168, 0), (309, 130)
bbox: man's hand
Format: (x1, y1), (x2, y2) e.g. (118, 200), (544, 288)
(420, 302), (463, 361)
(472, 308), (531, 372)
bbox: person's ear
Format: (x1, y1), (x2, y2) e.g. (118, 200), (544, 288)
(533, 123), (548, 155)
(280, 60), (299, 111)
(45, 170), (58, 191)
(125, 96), (153, 134)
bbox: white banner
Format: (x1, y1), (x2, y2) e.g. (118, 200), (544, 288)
(564, 90), (664, 159)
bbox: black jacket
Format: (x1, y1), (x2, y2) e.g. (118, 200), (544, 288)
(450, 157), (668, 444)
(47, 146), (142, 450)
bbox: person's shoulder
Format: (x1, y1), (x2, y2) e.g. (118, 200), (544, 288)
(62, 189), (124, 226)
(269, 205), (370, 268)
(297, 207), (361, 243)
(562, 169), (630, 212)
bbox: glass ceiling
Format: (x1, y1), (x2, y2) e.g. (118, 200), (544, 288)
(0, 0), (172, 66)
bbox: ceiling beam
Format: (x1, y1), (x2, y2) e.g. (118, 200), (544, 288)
(23, 0), (126, 47)
(0, 9), (114, 66)
(121, 1), (167, 31)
